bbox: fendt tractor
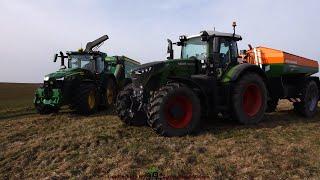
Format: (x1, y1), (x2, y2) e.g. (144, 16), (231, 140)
(116, 23), (319, 137)
(34, 35), (140, 115)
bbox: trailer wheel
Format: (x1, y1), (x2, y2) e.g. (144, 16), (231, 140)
(104, 78), (117, 108)
(294, 80), (319, 118)
(73, 83), (98, 115)
(116, 83), (147, 126)
(232, 73), (267, 124)
(147, 82), (201, 137)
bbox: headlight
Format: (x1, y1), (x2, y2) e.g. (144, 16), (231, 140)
(44, 76), (49, 81)
(134, 67), (152, 75)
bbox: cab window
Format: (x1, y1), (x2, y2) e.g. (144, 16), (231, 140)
(218, 38), (238, 67)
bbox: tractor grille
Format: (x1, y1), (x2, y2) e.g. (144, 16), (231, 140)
(43, 80), (64, 99)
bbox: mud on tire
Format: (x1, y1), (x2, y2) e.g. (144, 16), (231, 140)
(147, 82), (201, 137)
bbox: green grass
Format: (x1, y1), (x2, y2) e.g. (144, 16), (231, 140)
(0, 83), (320, 178)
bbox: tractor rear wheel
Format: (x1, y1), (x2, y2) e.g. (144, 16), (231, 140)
(147, 82), (201, 137)
(294, 80), (319, 118)
(104, 78), (117, 108)
(232, 73), (267, 124)
(73, 83), (98, 115)
(116, 83), (147, 126)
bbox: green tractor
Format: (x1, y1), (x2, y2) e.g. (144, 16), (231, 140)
(34, 35), (140, 115)
(116, 23), (319, 136)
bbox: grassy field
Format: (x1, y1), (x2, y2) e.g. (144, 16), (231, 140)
(1, 83), (320, 179)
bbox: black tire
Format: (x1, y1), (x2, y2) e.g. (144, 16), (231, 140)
(116, 83), (147, 126)
(266, 97), (279, 113)
(294, 80), (319, 118)
(232, 73), (267, 124)
(104, 78), (117, 108)
(147, 82), (201, 137)
(72, 83), (98, 115)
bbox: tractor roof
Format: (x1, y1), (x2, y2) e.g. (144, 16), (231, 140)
(187, 31), (242, 40)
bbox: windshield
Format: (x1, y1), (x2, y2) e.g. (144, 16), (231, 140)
(68, 54), (95, 72)
(181, 37), (207, 60)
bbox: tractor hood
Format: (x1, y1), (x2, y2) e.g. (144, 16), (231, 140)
(131, 59), (198, 86)
(44, 68), (91, 81)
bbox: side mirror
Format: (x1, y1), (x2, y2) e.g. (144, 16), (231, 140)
(59, 51), (65, 67)
(53, 54), (58, 62)
(167, 39), (174, 59)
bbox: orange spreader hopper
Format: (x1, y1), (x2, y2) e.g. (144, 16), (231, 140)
(244, 46), (318, 77)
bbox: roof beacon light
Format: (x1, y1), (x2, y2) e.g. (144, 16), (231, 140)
(232, 21), (237, 37)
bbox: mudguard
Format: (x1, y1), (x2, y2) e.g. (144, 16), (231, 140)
(221, 63), (267, 83)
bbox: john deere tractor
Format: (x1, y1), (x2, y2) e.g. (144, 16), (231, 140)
(116, 23), (319, 136)
(34, 35), (140, 115)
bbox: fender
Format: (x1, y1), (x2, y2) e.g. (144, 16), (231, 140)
(221, 63), (267, 83)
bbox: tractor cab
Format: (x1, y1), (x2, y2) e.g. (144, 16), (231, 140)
(53, 35), (109, 74)
(167, 23), (242, 78)
(66, 51), (106, 74)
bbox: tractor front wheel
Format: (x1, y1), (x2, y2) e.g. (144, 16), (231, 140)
(116, 83), (147, 126)
(294, 80), (319, 118)
(232, 73), (267, 124)
(147, 82), (201, 137)
(73, 83), (98, 115)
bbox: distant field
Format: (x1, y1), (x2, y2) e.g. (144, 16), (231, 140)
(0, 83), (320, 179)
(0, 83), (40, 109)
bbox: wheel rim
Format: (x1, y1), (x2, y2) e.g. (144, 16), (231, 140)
(165, 95), (193, 128)
(106, 86), (114, 105)
(242, 84), (262, 117)
(88, 91), (96, 110)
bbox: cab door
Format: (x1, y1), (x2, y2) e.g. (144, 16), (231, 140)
(215, 38), (238, 78)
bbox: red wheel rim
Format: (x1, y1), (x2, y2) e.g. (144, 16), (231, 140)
(242, 84), (262, 117)
(165, 95), (193, 128)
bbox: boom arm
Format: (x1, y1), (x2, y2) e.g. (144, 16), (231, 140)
(84, 35), (109, 53)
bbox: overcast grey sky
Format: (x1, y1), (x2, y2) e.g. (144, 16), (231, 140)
(0, 0), (319, 83)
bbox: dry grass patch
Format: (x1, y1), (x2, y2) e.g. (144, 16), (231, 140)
(0, 97), (320, 178)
